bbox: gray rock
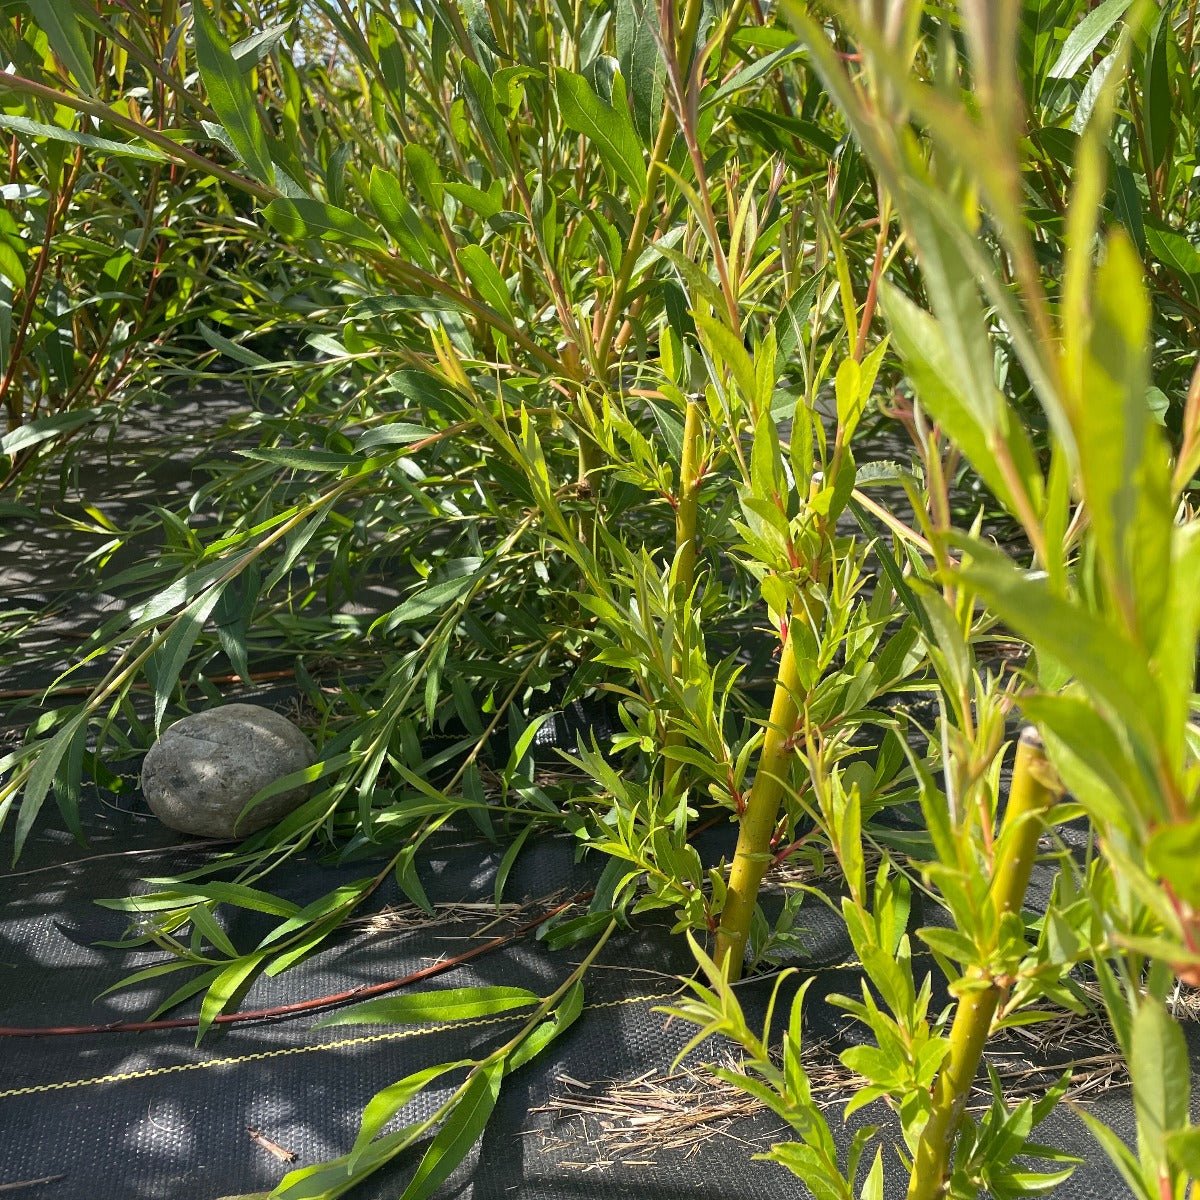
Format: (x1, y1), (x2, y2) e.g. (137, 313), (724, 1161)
(141, 703), (316, 837)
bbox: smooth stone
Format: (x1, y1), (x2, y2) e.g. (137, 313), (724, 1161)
(141, 703), (316, 837)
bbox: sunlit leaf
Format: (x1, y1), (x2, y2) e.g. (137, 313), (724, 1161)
(193, 3), (276, 183)
(315, 986), (539, 1028)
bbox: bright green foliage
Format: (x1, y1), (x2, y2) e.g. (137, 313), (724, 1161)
(1, 1), (1199, 1198)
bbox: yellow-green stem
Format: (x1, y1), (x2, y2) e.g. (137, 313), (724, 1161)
(663, 396), (705, 797)
(906, 728), (1059, 1200)
(713, 620), (803, 980)
(673, 397), (704, 595)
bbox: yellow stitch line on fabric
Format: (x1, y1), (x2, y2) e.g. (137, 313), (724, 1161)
(0, 958), (862, 1101)
(0, 958), (863, 1102)
(0, 991), (677, 1100)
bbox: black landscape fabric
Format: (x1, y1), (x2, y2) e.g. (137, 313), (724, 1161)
(0, 392), (1180, 1198)
(0, 785), (1155, 1200)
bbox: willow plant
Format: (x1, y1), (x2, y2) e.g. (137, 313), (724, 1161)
(7, 1), (1200, 1197)
(669, 3), (1200, 1197)
(1, 1), (925, 1194)
(0, 3), (297, 496)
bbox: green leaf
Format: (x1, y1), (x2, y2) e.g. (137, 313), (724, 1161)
(444, 181), (503, 219)
(1075, 1105), (1155, 1200)
(96, 958), (206, 1000)
(1147, 821), (1200, 907)
(891, 192), (999, 434)
(198, 953), (266, 1040)
(459, 60), (510, 167)
(273, 1121), (424, 1197)
(616, 0), (667, 145)
(213, 563), (258, 684)
(504, 712), (556, 781)
(835, 340), (886, 445)
(1131, 1000), (1190, 1179)
(553, 68), (646, 197)
(953, 536), (1162, 746)
(187, 904), (240, 958)
(1142, 5), (1172, 173)
(197, 321), (272, 367)
(730, 106), (840, 160)
(143, 882), (303, 918)
(148, 586), (225, 732)
(493, 821), (535, 908)
(354, 423), (434, 454)
(1146, 224), (1200, 304)
(833, 358), (861, 433)
(27, 0), (96, 93)
(882, 282), (1027, 513)
(394, 841), (434, 915)
(230, 24), (291, 70)
(149, 966), (227, 1022)
(1018, 692), (1141, 827)
(1166, 1128), (1200, 1177)
(456, 245), (514, 323)
(1047, 0), (1134, 79)
(398, 1059), (504, 1200)
(14, 713), (86, 860)
(263, 198), (383, 250)
(694, 311), (758, 410)
(1153, 525), (1200, 770)
(1073, 230), (1167, 636)
(859, 1148), (885, 1200)
(774, 275), (821, 370)
(507, 980), (584, 1072)
(315, 985), (540, 1028)
(382, 567), (483, 629)
(368, 167), (434, 267)
(241, 446), (354, 472)
(0, 114), (166, 161)
(404, 143), (444, 211)
(192, 3), (275, 183)
(0, 237), (23, 290)
(350, 1061), (469, 1164)
(1, 407), (100, 456)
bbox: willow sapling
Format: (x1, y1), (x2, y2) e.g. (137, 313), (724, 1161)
(908, 727), (1061, 1200)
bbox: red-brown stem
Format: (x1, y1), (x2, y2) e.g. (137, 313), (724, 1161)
(0, 892), (589, 1038)
(852, 218), (888, 362)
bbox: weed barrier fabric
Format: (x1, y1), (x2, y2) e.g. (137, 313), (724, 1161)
(0, 797), (798, 1199)
(0, 392), (1172, 1197)
(0, 786), (1157, 1200)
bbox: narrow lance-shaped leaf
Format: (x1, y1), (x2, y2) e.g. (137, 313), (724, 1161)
(1130, 1000), (1190, 1184)
(881, 282), (1033, 517)
(27, 0), (96, 94)
(0, 115), (167, 162)
(953, 535), (1164, 764)
(398, 1059), (504, 1200)
(14, 713), (87, 860)
(264, 198), (383, 250)
(193, 3), (276, 184)
(350, 1061), (469, 1164)
(369, 168), (435, 267)
(616, 0), (667, 146)
(456, 245), (515, 323)
(507, 980), (585, 1072)
(315, 985), (539, 1028)
(553, 68), (647, 197)
(197, 952), (267, 1041)
(1048, 0), (1135, 80)
(459, 60), (511, 167)
(1075, 230), (1171, 646)
(149, 585), (225, 732)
